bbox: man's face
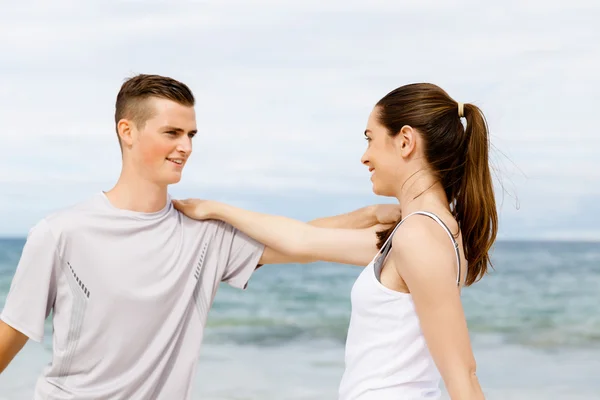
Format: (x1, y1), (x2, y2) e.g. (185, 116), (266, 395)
(122, 97), (197, 186)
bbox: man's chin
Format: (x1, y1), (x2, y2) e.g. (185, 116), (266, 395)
(163, 173), (183, 186)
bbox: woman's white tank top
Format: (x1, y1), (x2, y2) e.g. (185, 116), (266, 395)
(338, 211), (462, 400)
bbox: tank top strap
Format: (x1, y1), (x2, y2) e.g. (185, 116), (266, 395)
(366, 215), (402, 267)
(378, 211), (462, 286)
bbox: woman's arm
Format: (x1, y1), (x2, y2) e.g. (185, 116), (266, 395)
(390, 217), (485, 400)
(173, 199), (385, 266)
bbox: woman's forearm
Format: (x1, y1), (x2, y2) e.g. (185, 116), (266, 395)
(211, 202), (318, 256)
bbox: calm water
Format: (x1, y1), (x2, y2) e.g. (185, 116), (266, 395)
(1, 238), (599, 399)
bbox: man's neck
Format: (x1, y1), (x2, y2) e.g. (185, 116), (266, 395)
(104, 174), (169, 213)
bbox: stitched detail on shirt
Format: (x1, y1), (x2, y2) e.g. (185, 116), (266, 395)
(194, 241), (208, 280)
(67, 262), (90, 298)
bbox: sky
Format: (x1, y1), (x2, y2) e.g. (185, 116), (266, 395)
(0, 0), (598, 240)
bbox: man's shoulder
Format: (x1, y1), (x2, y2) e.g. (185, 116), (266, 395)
(177, 209), (231, 233)
(32, 193), (106, 238)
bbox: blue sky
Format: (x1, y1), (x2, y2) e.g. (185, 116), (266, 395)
(0, 1), (598, 240)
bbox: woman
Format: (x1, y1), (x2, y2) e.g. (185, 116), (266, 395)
(174, 83), (497, 400)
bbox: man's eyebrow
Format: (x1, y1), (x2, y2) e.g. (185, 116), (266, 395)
(161, 126), (197, 134)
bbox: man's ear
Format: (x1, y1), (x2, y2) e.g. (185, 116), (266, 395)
(117, 119), (135, 148)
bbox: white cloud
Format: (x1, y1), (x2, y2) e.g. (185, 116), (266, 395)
(0, 0), (598, 238)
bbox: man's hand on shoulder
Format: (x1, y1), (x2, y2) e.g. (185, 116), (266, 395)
(370, 204), (402, 226)
(308, 203), (401, 230)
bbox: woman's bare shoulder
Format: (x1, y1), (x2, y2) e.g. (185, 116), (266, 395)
(390, 210), (461, 282)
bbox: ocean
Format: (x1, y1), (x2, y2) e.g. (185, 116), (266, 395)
(1, 238), (599, 399)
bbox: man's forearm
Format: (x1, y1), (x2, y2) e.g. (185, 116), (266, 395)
(308, 206), (376, 229)
(0, 321), (29, 374)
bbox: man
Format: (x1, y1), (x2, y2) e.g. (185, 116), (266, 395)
(0, 74), (399, 399)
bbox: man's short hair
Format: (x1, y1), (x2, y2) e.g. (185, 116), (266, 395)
(115, 74), (195, 147)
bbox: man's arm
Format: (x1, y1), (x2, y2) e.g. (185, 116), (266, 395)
(259, 204), (399, 265)
(258, 204), (401, 267)
(308, 204), (401, 229)
(0, 321), (28, 374)
(0, 219), (58, 373)
(258, 223), (389, 265)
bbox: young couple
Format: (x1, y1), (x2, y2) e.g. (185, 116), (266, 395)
(0, 74), (496, 400)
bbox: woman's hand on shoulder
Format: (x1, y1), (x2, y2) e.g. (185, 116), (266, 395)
(172, 198), (222, 220)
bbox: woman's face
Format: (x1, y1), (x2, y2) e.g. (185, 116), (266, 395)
(360, 107), (406, 197)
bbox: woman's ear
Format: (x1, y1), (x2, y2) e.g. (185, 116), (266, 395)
(398, 125), (417, 158)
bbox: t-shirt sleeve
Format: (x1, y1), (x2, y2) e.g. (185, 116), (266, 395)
(213, 221), (265, 290)
(0, 219), (58, 342)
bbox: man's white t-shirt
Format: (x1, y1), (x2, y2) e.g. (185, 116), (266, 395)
(0, 192), (265, 400)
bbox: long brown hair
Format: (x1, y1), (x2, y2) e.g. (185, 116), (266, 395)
(374, 83), (497, 286)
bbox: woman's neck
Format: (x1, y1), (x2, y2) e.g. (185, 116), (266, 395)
(396, 171), (450, 215)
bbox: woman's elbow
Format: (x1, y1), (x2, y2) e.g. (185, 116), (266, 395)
(271, 238), (313, 261)
(445, 364), (485, 400)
